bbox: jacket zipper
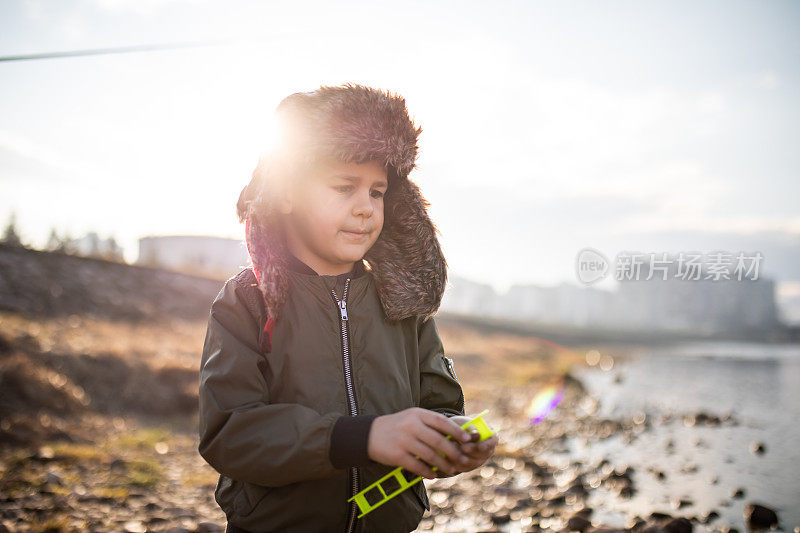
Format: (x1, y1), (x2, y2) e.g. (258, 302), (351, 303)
(330, 278), (360, 533)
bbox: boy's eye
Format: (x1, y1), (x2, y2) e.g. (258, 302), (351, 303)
(334, 185), (385, 199)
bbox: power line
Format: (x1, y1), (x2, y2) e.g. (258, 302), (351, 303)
(0, 40), (228, 63)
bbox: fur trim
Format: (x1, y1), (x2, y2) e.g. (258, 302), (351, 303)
(237, 83), (447, 324)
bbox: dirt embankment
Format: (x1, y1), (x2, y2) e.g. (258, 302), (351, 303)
(0, 243), (224, 323)
(0, 244), (232, 445)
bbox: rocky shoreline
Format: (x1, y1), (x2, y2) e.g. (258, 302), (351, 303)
(413, 373), (788, 533)
(1, 361), (787, 532)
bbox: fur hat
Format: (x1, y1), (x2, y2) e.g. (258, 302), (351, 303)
(236, 83), (447, 324)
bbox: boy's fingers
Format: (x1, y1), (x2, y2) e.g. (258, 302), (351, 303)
(447, 415), (472, 427)
(478, 435), (499, 452)
(423, 411), (472, 443)
(403, 456), (437, 479)
(417, 424), (467, 467)
(407, 440), (457, 476)
(460, 444), (487, 458)
(461, 434), (498, 455)
(460, 442), (476, 454)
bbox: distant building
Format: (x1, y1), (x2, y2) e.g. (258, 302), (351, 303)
(136, 235), (250, 279)
(441, 277), (498, 316)
(441, 268), (781, 336)
(614, 260), (779, 333)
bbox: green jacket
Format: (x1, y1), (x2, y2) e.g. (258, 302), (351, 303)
(198, 255), (465, 532)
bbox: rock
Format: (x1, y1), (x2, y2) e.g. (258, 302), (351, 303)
(566, 477), (589, 496)
(618, 485), (635, 499)
(566, 515), (592, 532)
(608, 466), (633, 482)
(749, 441), (766, 455)
(663, 517), (692, 533)
(731, 488), (746, 499)
(649, 512), (672, 521)
(627, 518), (647, 532)
(197, 523), (223, 533)
(743, 503), (778, 531)
(44, 471), (63, 486)
(490, 514), (511, 526)
(32, 446), (56, 462)
(110, 458), (127, 473)
(671, 498), (692, 510)
(700, 510), (719, 524)
(122, 521), (146, 533)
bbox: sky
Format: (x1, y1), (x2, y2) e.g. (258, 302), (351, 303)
(1, 0), (799, 320)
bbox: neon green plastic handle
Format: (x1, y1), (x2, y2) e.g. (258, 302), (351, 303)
(347, 409), (495, 518)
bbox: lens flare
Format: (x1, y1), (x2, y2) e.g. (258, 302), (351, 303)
(521, 335), (577, 425)
(526, 379), (565, 424)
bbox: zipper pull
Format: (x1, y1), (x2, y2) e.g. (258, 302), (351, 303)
(339, 300), (349, 321)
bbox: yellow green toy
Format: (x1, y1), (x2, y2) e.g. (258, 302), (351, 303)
(347, 409), (496, 517)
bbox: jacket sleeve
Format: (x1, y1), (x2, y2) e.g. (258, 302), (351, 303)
(198, 278), (347, 486)
(417, 315), (466, 418)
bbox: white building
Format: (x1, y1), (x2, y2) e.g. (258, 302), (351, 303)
(440, 271), (780, 335)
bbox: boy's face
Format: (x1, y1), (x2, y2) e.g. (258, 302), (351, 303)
(278, 157), (388, 276)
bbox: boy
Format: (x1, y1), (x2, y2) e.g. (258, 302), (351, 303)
(198, 83), (498, 533)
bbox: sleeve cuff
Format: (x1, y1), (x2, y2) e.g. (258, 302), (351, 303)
(329, 414), (380, 469)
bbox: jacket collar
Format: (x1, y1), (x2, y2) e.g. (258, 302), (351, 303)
(286, 251), (366, 280)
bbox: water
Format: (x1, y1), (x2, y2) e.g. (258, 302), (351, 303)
(569, 341), (800, 532)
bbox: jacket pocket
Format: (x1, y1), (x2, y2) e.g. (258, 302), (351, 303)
(233, 481), (273, 518)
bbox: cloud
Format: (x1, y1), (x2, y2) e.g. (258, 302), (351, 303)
(85, 0), (206, 16)
(757, 70), (780, 89)
(22, 0), (43, 19)
(423, 77), (732, 199)
(0, 130), (95, 183)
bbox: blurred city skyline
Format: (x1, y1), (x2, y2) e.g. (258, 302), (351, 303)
(2, 0), (798, 306)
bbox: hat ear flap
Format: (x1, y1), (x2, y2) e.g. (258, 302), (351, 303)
(243, 156), (291, 321)
(365, 176), (448, 323)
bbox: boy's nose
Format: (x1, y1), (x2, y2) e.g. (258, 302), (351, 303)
(352, 193), (374, 217)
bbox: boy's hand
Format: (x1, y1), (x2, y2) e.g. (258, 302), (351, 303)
(367, 408), (474, 479)
(446, 415), (498, 475)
